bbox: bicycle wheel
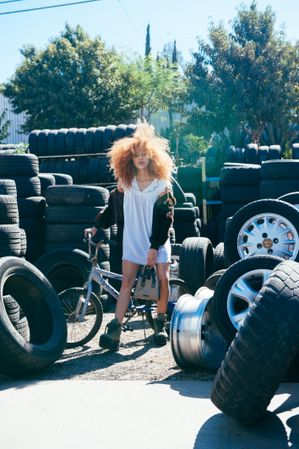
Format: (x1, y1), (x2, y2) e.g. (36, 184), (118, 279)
(58, 287), (103, 348)
(145, 279), (189, 332)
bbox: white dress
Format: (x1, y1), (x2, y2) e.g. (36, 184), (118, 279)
(122, 177), (172, 265)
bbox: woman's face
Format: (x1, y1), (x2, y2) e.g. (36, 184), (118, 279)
(132, 147), (150, 170)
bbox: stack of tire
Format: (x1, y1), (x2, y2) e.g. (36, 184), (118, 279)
(0, 256), (67, 377)
(38, 172), (73, 197)
(260, 160), (299, 199)
(0, 144), (17, 151)
(225, 143), (281, 164)
(176, 166), (202, 205)
(43, 184), (110, 253)
(0, 153), (46, 262)
(173, 206), (201, 243)
(36, 185), (110, 298)
(292, 143), (299, 159)
(218, 163), (261, 241)
(0, 179), (26, 258)
(29, 124), (136, 185)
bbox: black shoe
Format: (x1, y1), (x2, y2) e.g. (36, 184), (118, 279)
(99, 318), (121, 351)
(154, 313), (168, 347)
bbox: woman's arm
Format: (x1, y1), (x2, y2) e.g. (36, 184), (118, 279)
(150, 189), (175, 249)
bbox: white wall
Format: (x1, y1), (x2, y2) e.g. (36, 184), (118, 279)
(0, 93), (28, 144)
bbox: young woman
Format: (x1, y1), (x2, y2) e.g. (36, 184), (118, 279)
(88, 122), (175, 351)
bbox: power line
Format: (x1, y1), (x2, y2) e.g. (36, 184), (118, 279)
(0, 1), (26, 4)
(0, 0), (103, 15)
(117, 0), (143, 43)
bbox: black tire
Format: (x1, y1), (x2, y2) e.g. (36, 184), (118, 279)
(174, 207), (198, 222)
(173, 221), (200, 243)
(35, 248), (98, 294)
(58, 287), (103, 348)
(51, 173), (73, 185)
(37, 129), (50, 156)
(28, 130), (40, 155)
(211, 260), (299, 424)
(0, 179), (17, 196)
(212, 255), (282, 343)
(103, 125), (116, 151)
(278, 191), (299, 206)
(179, 237), (214, 294)
(0, 195), (19, 224)
(65, 128), (77, 155)
(39, 173), (56, 194)
(220, 165), (261, 186)
(94, 127), (105, 153)
(224, 199), (299, 266)
(45, 185), (109, 206)
(268, 145), (281, 160)
(213, 242), (226, 271)
(19, 228), (27, 257)
(84, 127), (97, 153)
(4, 176), (41, 198)
(145, 279), (189, 331)
(220, 185), (260, 203)
(18, 196), (46, 219)
(260, 179), (299, 199)
(45, 205), (104, 224)
(0, 153), (39, 176)
(171, 176), (187, 204)
(47, 130), (57, 155)
(0, 257), (67, 376)
(56, 129), (68, 154)
(245, 144), (258, 164)
(261, 160), (299, 179)
(0, 224), (21, 256)
(113, 124), (127, 142)
(258, 146), (269, 163)
(204, 269), (226, 290)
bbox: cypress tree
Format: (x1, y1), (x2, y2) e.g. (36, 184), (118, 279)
(145, 24), (151, 57)
(172, 40), (178, 64)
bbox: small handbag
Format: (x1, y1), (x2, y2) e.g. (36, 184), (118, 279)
(133, 265), (160, 301)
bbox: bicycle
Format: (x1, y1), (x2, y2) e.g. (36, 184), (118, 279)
(58, 232), (189, 348)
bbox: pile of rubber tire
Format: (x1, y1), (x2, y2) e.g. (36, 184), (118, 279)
(226, 143), (281, 165)
(218, 163), (261, 241)
(29, 124), (136, 185)
(170, 196), (299, 425)
(0, 179), (27, 258)
(0, 153), (46, 262)
(0, 256), (67, 377)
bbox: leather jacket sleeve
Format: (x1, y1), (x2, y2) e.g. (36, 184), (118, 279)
(95, 188), (124, 229)
(150, 191), (176, 250)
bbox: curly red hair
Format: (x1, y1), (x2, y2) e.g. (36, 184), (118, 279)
(108, 122), (174, 187)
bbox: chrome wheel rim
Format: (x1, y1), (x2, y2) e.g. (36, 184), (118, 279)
(237, 212), (299, 260)
(227, 269), (271, 330)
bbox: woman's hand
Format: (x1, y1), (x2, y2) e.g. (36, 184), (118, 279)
(84, 226), (97, 237)
(146, 248), (158, 267)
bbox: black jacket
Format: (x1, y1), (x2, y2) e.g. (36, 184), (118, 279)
(95, 188), (175, 250)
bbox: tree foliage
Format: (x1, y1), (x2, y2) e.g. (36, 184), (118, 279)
(0, 86), (10, 142)
(4, 25), (141, 132)
(186, 1), (299, 147)
(0, 109), (9, 143)
(130, 56), (186, 120)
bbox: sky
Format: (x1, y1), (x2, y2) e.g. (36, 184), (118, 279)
(0, 0), (298, 83)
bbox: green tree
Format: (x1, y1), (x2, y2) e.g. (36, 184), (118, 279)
(0, 86), (10, 142)
(0, 109), (9, 143)
(4, 24), (141, 132)
(145, 24), (151, 57)
(186, 2), (299, 147)
(131, 56), (185, 120)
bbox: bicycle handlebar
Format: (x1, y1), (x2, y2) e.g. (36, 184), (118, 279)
(83, 232), (117, 261)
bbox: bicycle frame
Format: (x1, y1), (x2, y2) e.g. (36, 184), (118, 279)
(78, 234), (152, 327)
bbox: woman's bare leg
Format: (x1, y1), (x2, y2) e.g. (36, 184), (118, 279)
(115, 260), (139, 323)
(156, 263), (170, 314)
